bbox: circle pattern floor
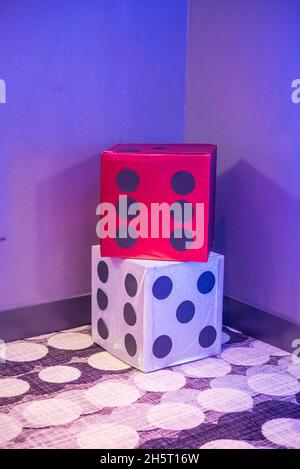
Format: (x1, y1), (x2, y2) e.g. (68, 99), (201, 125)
(0, 326), (299, 449)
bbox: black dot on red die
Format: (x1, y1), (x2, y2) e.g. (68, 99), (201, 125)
(125, 273), (138, 297)
(171, 171), (195, 195)
(98, 318), (109, 339)
(124, 333), (137, 356)
(115, 226), (137, 249)
(123, 303), (137, 326)
(152, 335), (172, 358)
(170, 200), (194, 223)
(116, 168), (139, 192)
(97, 261), (109, 283)
(116, 197), (140, 221)
(170, 228), (195, 251)
(97, 288), (108, 310)
(199, 325), (217, 348)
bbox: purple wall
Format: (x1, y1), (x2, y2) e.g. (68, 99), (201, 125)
(186, 0), (300, 324)
(2, 0), (299, 333)
(0, 0), (188, 311)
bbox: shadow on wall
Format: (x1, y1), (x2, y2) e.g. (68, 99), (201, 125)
(37, 155), (99, 301)
(215, 159), (300, 324)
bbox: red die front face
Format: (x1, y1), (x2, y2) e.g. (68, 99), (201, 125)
(100, 144), (216, 261)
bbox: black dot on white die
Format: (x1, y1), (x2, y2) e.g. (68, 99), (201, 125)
(115, 226), (137, 249)
(125, 273), (137, 297)
(123, 303), (137, 326)
(97, 261), (109, 283)
(97, 288), (108, 310)
(197, 271), (215, 294)
(116, 197), (140, 221)
(170, 228), (195, 251)
(152, 276), (173, 300)
(116, 168), (139, 192)
(124, 333), (137, 356)
(170, 200), (194, 223)
(176, 300), (195, 324)
(171, 171), (195, 195)
(199, 325), (217, 348)
(152, 335), (172, 359)
(97, 318), (109, 340)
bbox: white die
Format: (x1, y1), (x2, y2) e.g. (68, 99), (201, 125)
(92, 245), (224, 372)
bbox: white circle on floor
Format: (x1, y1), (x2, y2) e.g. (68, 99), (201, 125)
(250, 340), (288, 357)
(277, 355), (300, 373)
(147, 403), (204, 430)
(0, 414), (22, 444)
(262, 418), (300, 448)
(110, 404), (154, 431)
(85, 381), (140, 407)
(291, 353), (300, 363)
(180, 358), (231, 378)
(58, 389), (102, 416)
(77, 423), (139, 449)
(225, 326), (242, 334)
(161, 388), (200, 405)
(2, 342), (48, 362)
(287, 363), (300, 379)
(0, 378), (30, 397)
(201, 439), (255, 449)
(197, 388), (253, 413)
(247, 373), (300, 396)
(210, 374), (255, 396)
(221, 347), (269, 366)
(21, 426), (77, 449)
(246, 364), (284, 377)
(222, 332), (230, 344)
(134, 370), (186, 392)
(22, 398), (82, 427)
(48, 332), (93, 350)
(39, 365), (81, 383)
(88, 351), (130, 371)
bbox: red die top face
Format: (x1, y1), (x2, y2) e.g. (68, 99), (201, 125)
(100, 143), (217, 262)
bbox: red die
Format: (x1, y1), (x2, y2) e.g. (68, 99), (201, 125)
(100, 143), (217, 262)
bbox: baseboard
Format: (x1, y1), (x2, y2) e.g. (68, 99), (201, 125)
(0, 295), (91, 342)
(223, 296), (300, 353)
(1, 294), (299, 352)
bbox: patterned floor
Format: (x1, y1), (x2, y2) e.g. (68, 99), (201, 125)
(0, 325), (300, 449)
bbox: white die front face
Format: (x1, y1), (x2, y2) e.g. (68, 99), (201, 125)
(92, 247), (145, 370)
(144, 254), (224, 371)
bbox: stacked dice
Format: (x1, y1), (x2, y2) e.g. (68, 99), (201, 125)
(92, 144), (224, 372)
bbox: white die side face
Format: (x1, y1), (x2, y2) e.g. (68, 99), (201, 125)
(144, 253), (224, 371)
(92, 246), (146, 370)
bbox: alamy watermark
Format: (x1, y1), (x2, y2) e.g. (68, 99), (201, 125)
(0, 79), (6, 104)
(291, 78), (300, 104)
(292, 338), (300, 358)
(96, 196), (204, 250)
